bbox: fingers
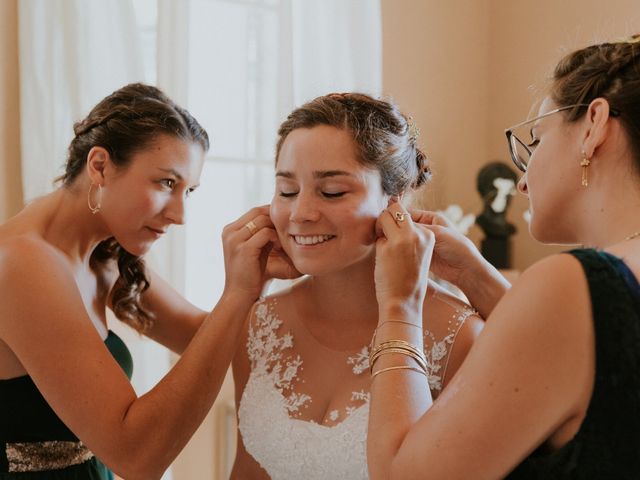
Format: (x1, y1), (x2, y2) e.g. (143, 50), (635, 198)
(224, 206), (276, 244)
(377, 202), (413, 239)
(408, 209), (453, 228)
(224, 205), (271, 233)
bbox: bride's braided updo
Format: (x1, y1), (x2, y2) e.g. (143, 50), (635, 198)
(275, 93), (431, 195)
(550, 34), (640, 172)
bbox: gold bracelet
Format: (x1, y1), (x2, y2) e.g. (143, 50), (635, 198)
(369, 347), (427, 374)
(377, 319), (422, 330)
(370, 320), (423, 348)
(371, 365), (427, 379)
(371, 340), (426, 364)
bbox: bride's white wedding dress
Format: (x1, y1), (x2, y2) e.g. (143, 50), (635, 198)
(238, 295), (475, 479)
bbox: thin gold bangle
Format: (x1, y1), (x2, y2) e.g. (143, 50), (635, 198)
(377, 320), (422, 330)
(369, 348), (427, 374)
(371, 365), (427, 379)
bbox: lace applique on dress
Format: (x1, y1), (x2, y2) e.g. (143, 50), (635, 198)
(424, 305), (475, 391)
(238, 297), (474, 480)
(246, 301), (311, 415)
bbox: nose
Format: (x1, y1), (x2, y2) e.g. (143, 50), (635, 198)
(289, 192), (321, 223)
(517, 174), (528, 196)
(164, 194), (186, 225)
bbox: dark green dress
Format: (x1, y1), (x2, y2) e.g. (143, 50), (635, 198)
(508, 249), (640, 479)
(0, 331), (133, 479)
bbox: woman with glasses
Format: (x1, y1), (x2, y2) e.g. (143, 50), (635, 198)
(367, 34), (640, 479)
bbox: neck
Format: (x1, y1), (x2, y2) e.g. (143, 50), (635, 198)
(35, 182), (112, 265)
(575, 175), (640, 249)
(302, 255), (379, 335)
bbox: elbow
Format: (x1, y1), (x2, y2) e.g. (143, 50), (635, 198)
(107, 444), (171, 480)
(110, 458), (167, 480)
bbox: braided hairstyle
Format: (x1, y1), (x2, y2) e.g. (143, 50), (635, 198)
(59, 83), (209, 333)
(275, 93), (431, 195)
(550, 34), (640, 172)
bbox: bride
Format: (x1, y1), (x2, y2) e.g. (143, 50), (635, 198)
(230, 93), (484, 479)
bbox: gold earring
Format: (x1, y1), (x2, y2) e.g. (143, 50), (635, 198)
(88, 183), (102, 214)
(580, 153), (591, 187)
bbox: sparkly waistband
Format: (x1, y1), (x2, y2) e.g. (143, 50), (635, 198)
(4, 440), (94, 473)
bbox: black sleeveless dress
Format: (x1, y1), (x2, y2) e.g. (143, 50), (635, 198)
(508, 249), (640, 479)
(0, 331), (133, 479)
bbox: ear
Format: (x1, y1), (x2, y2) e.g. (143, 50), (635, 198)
(386, 193), (405, 207)
(581, 98), (612, 158)
(85, 146), (110, 185)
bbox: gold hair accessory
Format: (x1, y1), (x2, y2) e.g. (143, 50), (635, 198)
(625, 231), (640, 241)
(580, 152), (591, 187)
(407, 116), (420, 141)
(244, 220), (259, 236)
(613, 34), (640, 45)
(394, 211), (406, 223)
(87, 183), (102, 214)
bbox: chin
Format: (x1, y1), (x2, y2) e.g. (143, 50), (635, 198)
(114, 239), (151, 257)
(528, 219), (577, 246)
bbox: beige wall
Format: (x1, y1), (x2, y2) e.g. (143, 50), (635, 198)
(0, 0), (23, 221)
(382, 0), (640, 270)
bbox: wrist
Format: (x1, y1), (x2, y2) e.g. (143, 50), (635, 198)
(458, 255), (510, 318)
(378, 300), (422, 326)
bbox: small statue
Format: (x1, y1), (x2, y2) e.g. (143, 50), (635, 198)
(476, 161), (518, 269)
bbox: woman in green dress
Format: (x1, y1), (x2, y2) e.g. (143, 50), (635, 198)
(0, 83), (295, 479)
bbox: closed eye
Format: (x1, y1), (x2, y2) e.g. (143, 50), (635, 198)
(322, 192), (346, 198)
(279, 191), (298, 198)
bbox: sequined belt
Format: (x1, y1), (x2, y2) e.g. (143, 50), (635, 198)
(5, 440), (94, 473)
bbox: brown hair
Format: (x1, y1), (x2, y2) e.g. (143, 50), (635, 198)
(275, 93), (431, 195)
(60, 83), (209, 333)
(550, 34), (640, 172)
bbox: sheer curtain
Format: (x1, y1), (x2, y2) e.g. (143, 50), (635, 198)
(18, 0), (143, 202)
(18, 3), (173, 478)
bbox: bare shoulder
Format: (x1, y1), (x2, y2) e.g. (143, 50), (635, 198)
(423, 280), (484, 389)
(423, 279), (483, 339)
(392, 254), (595, 478)
(0, 234), (72, 318)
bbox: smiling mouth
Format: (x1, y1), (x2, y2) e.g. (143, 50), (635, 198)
(147, 227), (167, 235)
(292, 234), (335, 246)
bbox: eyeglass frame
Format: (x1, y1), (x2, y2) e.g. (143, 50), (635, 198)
(504, 103), (621, 173)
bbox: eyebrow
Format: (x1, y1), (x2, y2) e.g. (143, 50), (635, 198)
(275, 170), (355, 179)
(158, 167), (184, 181)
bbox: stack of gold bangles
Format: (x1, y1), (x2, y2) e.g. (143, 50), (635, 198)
(369, 333), (428, 379)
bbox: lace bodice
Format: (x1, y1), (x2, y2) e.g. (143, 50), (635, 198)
(237, 296), (474, 479)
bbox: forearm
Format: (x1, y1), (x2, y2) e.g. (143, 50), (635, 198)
(367, 306), (433, 480)
(458, 258), (510, 319)
(115, 291), (254, 478)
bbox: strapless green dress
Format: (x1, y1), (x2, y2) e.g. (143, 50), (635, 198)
(0, 331), (133, 479)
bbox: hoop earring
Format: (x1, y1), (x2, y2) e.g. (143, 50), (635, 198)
(580, 152), (591, 187)
(88, 183), (102, 214)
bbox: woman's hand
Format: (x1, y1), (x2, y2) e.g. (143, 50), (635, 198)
(410, 209), (511, 319)
(374, 203), (435, 319)
(221, 206), (300, 300)
(408, 210), (483, 287)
